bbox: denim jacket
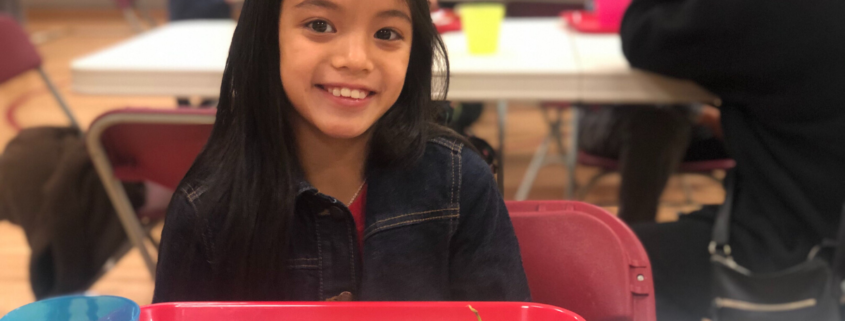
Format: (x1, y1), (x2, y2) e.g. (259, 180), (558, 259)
(153, 137), (530, 302)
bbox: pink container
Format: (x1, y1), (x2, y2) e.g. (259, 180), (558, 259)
(139, 301), (585, 321)
(595, 0), (632, 29)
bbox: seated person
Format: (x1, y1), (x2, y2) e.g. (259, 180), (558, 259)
(153, 0), (530, 302)
(621, 0), (845, 319)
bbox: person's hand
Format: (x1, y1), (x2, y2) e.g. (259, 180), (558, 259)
(429, 0), (439, 12)
(697, 105), (723, 139)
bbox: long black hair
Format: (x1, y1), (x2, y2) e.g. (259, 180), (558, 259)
(176, 0), (453, 299)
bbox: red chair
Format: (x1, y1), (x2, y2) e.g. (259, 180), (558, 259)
(86, 108), (215, 278)
(0, 14), (81, 132)
(507, 200), (656, 321)
(577, 151), (735, 204)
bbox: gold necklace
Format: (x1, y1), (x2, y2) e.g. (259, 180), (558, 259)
(347, 179), (367, 205)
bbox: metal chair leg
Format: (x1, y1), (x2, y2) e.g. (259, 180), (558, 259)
(146, 229), (160, 249)
(122, 8), (144, 33)
(541, 106), (567, 155)
(566, 106), (581, 199)
(514, 135), (552, 201)
(88, 138), (157, 279)
(134, 0), (157, 28)
(514, 105), (569, 200)
(38, 67), (82, 134)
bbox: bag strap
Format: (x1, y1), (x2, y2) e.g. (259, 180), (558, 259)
(710, 170), (736, 256)
(832, 203), (845, 277)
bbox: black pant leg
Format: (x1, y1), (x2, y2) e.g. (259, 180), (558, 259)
(617, 107), (692, 223)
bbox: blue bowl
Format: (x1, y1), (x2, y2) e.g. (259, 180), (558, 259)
(1, 295), (139, 321)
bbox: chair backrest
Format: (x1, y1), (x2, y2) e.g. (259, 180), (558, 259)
(87, 108), (215, 190)
(507, 200), (656, 321)
(0, 14), (42, 84)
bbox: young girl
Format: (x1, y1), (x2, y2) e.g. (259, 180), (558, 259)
(153, 0), (530, 302)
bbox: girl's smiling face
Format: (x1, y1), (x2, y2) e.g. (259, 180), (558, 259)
(280, 0), (414, 139)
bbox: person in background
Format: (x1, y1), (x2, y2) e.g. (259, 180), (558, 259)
(169, 0), (230, 21)
(621, 0), (845, 319)
(578, 104), (727, 223)
(153, 0), (530, 302)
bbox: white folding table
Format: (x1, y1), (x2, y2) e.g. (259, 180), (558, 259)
(72, 18), (717, 197)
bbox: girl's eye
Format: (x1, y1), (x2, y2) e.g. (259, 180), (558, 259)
(307, 20), (335, 33)
(375, 28), (401, 41)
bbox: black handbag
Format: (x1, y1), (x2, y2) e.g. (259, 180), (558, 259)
(709, 172), (844, 320)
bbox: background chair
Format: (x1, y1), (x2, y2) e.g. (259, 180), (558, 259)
(507, 200), (656, 321)
(0, 14), (81, 132)
(576, 151), (735, 205)
(86, 108), (215, 278)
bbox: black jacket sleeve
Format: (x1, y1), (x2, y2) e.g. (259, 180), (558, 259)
(621, 0), (845, 99)
(449, 147), (531, 301)
(152, 189), (215, 303)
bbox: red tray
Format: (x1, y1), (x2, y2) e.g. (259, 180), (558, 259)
(561, 10), (620, 34)
(432, 9), (462, 34)
(139, 301), (585, 321)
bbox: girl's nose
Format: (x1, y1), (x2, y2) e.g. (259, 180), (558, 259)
(330, 34), (375, 74)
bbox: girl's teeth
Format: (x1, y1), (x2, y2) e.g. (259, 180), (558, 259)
(327, 87), (369, 99)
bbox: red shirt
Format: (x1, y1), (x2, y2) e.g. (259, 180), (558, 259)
(348, 184), (367, 254)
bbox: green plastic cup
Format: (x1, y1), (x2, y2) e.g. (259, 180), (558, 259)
(457, 3), (506, 55)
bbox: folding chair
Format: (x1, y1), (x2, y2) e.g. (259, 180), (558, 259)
(86, 108), (215, 279)
(0, 14), (81, 132)
(508, 200), (656, 321)
(576, 151), (735, 204)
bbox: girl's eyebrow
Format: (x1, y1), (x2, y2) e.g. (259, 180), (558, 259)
(293, 0), (411, 24)
(377, 9), (412, 24)
(294, 0), (340, 11)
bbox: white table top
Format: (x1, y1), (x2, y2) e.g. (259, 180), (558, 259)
(72, 20), (235, 96)
(71, 18), (716, 103)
